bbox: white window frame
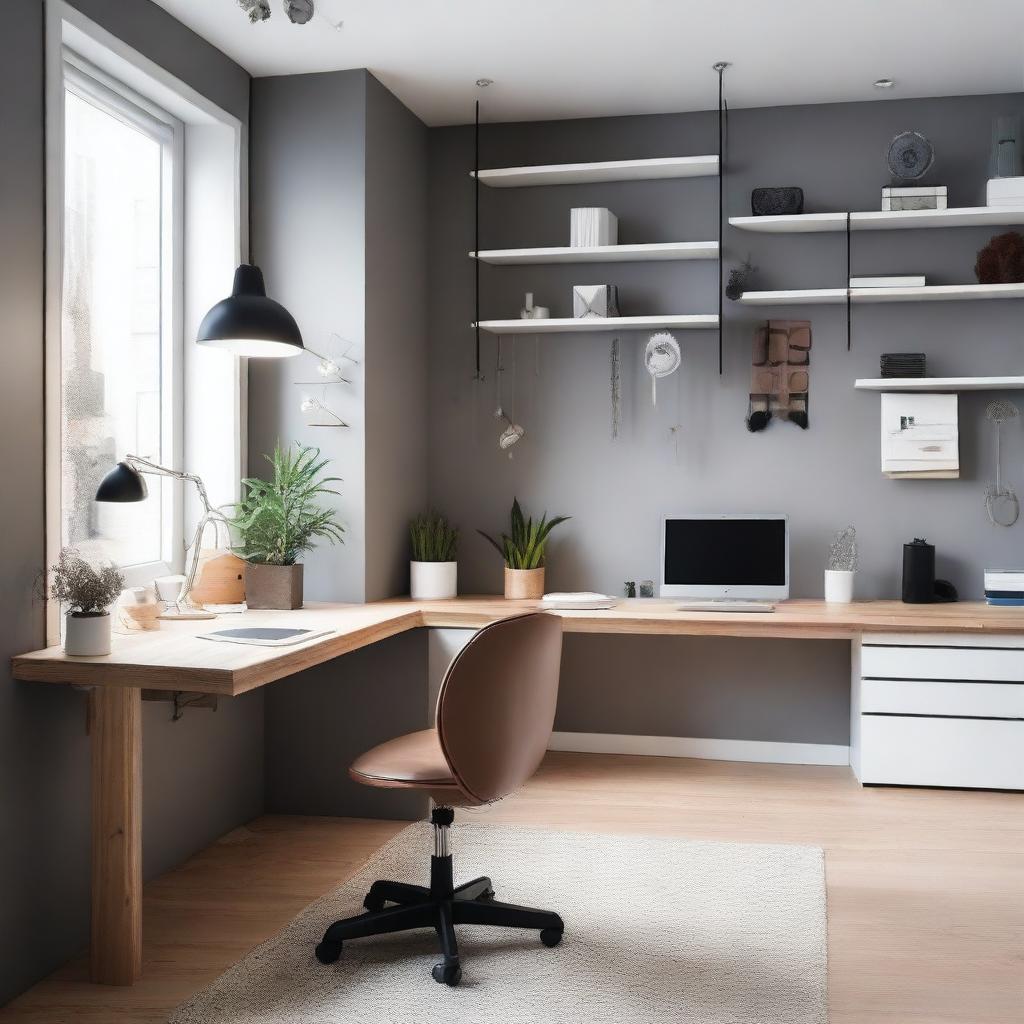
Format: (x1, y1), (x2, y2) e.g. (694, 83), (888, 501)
(59, 53), (186, 587)
(45, 1), (247, 643)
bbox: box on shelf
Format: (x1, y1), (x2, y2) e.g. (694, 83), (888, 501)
(881, 185), (948, 212)
(573, 284), (619, 318)
(570, 208), (618, 247)
(880, 392), (959, 479)
(986, 177), (1024, 207)
(850, 276), (926, 288)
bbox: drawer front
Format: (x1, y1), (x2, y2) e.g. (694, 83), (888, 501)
(861, 644), (1024, 682)
(859, 715), (1024, 789)
(861, 678), (1024, 718)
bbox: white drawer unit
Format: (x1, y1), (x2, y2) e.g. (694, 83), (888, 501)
(852, 634), (1024, 791)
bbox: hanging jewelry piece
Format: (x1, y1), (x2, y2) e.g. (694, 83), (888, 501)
(643, 331), (681, 406)
(300, 393), (349, 428)
(984, 399), (1020, 526)
(610, 338), (621, 439)
(492, 336), (524, 455)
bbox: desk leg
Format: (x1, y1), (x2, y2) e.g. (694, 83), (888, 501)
(90, 686), (142, 985)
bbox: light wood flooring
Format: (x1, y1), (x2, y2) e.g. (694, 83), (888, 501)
(2, 752), (1021, 1023)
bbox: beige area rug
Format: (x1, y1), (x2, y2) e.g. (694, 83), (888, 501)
(170, 822), (827, 1024)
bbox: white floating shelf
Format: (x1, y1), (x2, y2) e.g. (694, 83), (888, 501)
(475, 315), (718, 335)
(730, 206), (1024, 233)
(856, 377), (1024, 392)
(470, 241), (719, 264)
(472, 155), (719, 188)
(739, 283), (1024, 305)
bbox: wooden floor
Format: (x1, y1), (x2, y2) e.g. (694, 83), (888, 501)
(2, 752), (1021, 1023)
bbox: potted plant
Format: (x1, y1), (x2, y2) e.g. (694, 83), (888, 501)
(50, 548), (125, 656)
(229, 442), (344, 609)
(479, 498), (570, 600)
(409, 511), (459, 600)
(825, 525), (857, 604)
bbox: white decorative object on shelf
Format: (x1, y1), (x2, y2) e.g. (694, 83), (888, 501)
(729, 206), (1024, 232)
(880, 393), (959, 479)
(570, 208), (617, 247)
(471, 154), (719, 188)
(987, 177), (1024, 206)
(475, 315), (718, 335)
(573, 284), (619, 318)
(519, 292), (549, 319)
(470, 242), (718, 264)
(881, 185), (947, 211)
(856, 376), (1024, 392)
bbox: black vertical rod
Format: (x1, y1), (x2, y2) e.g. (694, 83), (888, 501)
(717, 70), (724, 375)
(846, 212), (852, 351)
(248, 77), (255, 264)
(474, 100), (481, 379)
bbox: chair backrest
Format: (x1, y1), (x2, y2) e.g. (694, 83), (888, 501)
(435, 613), (563, 804)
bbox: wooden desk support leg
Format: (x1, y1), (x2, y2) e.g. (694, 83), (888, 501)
(90, 686), (142, 985)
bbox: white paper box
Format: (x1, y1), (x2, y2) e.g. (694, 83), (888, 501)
(570, 208), (617, 247)
(880, 393), (959, 476)
(881, 186), (948, 212)
(987, 177), (1024, 206)
(850, 276), (926, 288)
(573, 284), (619, 318)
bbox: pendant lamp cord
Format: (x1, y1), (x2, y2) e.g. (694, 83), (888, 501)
(474, 99), (481, 381)
(248, 77), (255, 265)
(846, 212), (852, 351)
(715, 63), (729, 375)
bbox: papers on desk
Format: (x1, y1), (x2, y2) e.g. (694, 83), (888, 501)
(541, 592), (618, 610)
(200, 627), (334, 647)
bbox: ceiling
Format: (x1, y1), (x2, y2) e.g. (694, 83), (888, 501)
(153, 0), (1024, 126)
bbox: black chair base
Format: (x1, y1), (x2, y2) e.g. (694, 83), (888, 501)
(315, 813), (563, 986)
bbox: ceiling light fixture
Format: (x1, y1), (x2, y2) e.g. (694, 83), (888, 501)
(476, 78), (493, 88)
(237, 0), (320, 25)
(874, 78), (895, 89)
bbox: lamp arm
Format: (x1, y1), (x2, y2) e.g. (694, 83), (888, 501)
(123, 454), (216, 517)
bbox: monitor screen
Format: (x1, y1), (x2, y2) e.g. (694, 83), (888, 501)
(662, 516), (788, 597)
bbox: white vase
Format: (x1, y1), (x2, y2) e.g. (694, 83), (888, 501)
(64, 611), (112, 656)
(410, 561), (458, 601)
(824, 569), (855, 604)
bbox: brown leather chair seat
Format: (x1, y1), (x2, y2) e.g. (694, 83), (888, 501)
(349, 729), (457, 789)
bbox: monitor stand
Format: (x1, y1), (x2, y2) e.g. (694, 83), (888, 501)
(675, 600), (777, 613)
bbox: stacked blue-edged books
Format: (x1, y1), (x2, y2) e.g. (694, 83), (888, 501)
(984, 569), (1024, 606)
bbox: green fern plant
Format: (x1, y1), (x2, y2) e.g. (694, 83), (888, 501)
(478, 498), (570, 570)
(229, 442), (344, 565)
(410, 511), (458, 562)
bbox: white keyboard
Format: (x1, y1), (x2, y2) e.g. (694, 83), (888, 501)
(675, 600), (776, 613)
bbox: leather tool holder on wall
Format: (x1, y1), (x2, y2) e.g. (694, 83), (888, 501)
(746, 320), (812, 431)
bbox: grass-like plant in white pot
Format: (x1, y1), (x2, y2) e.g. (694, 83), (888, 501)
(825, 525), (857, 603)
(50, 548), (125, 656)
(479, 498), (570, 600)
(409, 511), (459, 600)
(229, 442), (344, 609)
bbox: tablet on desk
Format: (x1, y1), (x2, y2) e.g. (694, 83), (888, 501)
(200, 627), (334, 647)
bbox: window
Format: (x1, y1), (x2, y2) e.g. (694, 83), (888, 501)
(59, 57), (183, 579)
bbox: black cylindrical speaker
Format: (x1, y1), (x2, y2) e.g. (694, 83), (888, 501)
(902, 538), (935, 603)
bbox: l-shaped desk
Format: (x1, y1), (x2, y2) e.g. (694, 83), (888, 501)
(12, 596), (1024, 984)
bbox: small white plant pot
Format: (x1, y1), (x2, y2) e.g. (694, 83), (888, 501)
(410, 561), (458, 601)
(824, 569), (856, 604)
(64, 611), (112, 657)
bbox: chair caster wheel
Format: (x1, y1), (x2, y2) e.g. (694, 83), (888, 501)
(540, 928), (563, 948)
(315, 940), (343, 964)
(432, 961), (462, 986)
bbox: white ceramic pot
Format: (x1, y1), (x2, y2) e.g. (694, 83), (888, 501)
(64, 611), (112, 657)
(410, 561), (458, 600)
(824, 569), (855, 604)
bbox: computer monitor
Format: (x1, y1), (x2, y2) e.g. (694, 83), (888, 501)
(660, 514), (789, 600)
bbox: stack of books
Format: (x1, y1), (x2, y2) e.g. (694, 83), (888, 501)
(984, 569), (1024, 606)
(880, 353), (927, 378)
(570, 207), (618, 247)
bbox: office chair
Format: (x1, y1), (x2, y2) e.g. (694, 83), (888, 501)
(314, 612), (564, 986)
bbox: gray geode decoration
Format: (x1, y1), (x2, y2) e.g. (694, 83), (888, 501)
(284, 0), (315, 24)
(238, 0), (271, 23)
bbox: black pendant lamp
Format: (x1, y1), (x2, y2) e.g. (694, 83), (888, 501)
(196, 264), (304, 358)
(95, 461), (149, 502)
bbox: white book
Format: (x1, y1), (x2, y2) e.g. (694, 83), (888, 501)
(984, 570), (1024, 590)
(850, 276), (926, 288)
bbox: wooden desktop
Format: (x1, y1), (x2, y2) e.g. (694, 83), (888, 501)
(11, 596), (1024, 984)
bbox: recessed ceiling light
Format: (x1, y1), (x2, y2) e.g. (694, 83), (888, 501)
(874, 78), (895, 89)
(476, 78), (493, 88)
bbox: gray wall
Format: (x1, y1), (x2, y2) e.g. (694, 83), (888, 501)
(425, 93), (1022, 744)
(0, 0), (261, 1006)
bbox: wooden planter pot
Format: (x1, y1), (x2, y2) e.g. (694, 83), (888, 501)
(504, 567), (545, 600)
(245, 563), (304, 610)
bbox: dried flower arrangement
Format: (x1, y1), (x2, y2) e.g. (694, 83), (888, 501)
(50, 547), (125, 616)
(827, 526), (858, 573)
